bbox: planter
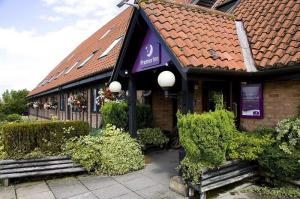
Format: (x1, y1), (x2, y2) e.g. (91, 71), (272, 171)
(189, 160), (258, 199)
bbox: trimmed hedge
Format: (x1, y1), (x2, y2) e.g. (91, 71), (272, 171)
(138, 128), (169, 149)
(102, 101), (153, 130)
(2, 121), (89, 158)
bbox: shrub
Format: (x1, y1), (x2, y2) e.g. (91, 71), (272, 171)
(275, 118), (300, 155)
(2, 121), (89, 158)
(178, 110), (235, 167)
(258, 145), (300, 180)
(0, 113), (7, 122)
(102, 101), (128, 130)
(227, 131), (274, 161)
(101, 101), (153, 130)
(243, 187), (300, 198)
(6, 113), (22, 122)
(138, 128), (169, 149)
(65, 124), (145, 175)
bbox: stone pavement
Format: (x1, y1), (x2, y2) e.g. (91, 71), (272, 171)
(0, 150), (186, 199)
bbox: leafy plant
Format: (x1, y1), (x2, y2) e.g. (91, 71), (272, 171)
(0, 89), (29, 115)
(2, 121), (89, 158)
(6, 114), (22, 122)
(65, 124), (145, 175)
(138, 128), (169, 149)
(243, 186), (300, 198)
(101, 101), (153, 130)
(275, 118), (300, 155)
(227, 131), (274, 161)
(258, 145), (300, 180)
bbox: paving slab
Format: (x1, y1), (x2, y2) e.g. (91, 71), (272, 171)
(16, 181), (50, 198)
(136, 184), (169, 199)
(111, 191), (143, 199)
(18, 191), (55, 199)
(92, 183), (132, 199)
(67, 192), (98, 199)
(78, 175), (117, 191)
(119, 176), (157, 191)
(47, 177), (89, 199)
(0, 186), (16, 199)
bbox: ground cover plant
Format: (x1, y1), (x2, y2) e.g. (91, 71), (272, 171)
(1, 121), (89, 159)
(64, 124), (145, 175)
(242, 186), (300, 199)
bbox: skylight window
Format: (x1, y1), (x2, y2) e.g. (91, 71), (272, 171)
(78, 50), (98, 68)
(99, 36), (123, 59)
(54, 70), (65, 80)
(100, 29), (111, 40)
(65, 61), (79, 74)
(48, 76), (55, 83)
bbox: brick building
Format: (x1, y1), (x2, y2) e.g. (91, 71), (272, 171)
(28, 0), (300, 133)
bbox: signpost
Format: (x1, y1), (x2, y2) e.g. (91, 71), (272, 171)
(240, 83), (263, 118)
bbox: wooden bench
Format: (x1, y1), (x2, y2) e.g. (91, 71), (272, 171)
(0, 156), (85, 186)
(189, 160), (258, 199)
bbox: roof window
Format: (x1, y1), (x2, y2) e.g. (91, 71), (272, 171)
(100, 29), (111, 40)
(99, 36), (123, 59)
(65, 61), (79, 74)
(78, 50), (98, 68)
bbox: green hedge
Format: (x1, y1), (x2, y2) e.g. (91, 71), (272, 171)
(2, 121), (89, 158)
(178, 110), (235, 166)
(102, 101), (153, 130)
(138, 128), (169, 149)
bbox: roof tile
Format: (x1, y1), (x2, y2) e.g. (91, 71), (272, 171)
(140, 0), (245, 71)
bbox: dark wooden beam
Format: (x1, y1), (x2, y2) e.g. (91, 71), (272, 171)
(181, 79), (194, 114)
(128, 75), (137, 137)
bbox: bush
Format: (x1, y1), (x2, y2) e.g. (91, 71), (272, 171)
(178, 110), (235, 167)
(101, 101), (153, 130)
(0, 113), (7, 122)
(258, 145), (300, 180)
(6, 114), (22, 122)
(2, 121), (89, 158)
(243, 186), (300, 198)
(138, 128), (169, 149)
(65, 124), (145, 175)
(227, 131), (274, 161)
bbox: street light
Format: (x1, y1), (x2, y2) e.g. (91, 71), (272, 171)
(109, 81), (122, 93)
(157, 71), (176, 97)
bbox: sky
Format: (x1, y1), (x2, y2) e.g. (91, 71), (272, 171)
(0, 0), (129, 95)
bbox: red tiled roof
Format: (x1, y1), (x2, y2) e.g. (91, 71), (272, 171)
(29, 8), (133, 97)
(140, 0), (245, 70)
(234, 0), (300, 69)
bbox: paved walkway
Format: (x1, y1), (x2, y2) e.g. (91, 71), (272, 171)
(0, 150), (185, 199)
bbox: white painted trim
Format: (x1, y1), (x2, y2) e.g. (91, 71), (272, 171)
(235, 21), (257, 72)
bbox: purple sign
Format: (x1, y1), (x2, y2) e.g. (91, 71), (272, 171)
(132, 29), (170, 73)
(240, 83), (264, 118)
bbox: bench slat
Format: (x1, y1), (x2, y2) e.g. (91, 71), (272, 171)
(201, 172), (258, 193)
(0, 156), (69, 165)
(0, 163), (81, 175)
(0, 159), (74, 170)
(202, 165), (257, 186)
(0, 167), (85, 179)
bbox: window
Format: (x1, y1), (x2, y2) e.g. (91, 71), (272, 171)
(60, 94), (66, 111)
(91, 88), (99, 112)
(78, 50), (98, 68)
(54, 70), (65, 80)
(100, 29), (111, 40)
(99, 36), (123, 59)
(65, 61), (79, 74)
(48, 76), (56, 83)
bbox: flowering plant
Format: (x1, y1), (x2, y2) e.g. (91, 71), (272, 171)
(68, 92), (87, 111)
(96, 87), (126, 108)
(32, 101), (42, 109)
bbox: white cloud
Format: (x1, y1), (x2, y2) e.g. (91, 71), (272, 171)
(40, 15), (62, 22)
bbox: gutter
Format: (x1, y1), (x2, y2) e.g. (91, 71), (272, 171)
(28, 70), (112, 99)
(186, 64), (300, 77)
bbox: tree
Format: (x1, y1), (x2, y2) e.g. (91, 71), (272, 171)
(0, 89), (29, 115)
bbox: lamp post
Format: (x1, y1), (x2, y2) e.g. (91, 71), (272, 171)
(157, 71), (176, 97)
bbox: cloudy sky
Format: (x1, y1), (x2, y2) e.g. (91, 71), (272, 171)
(0, 0), (128, 95)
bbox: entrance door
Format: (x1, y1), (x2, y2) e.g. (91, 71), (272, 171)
(203, 82), (230, 112)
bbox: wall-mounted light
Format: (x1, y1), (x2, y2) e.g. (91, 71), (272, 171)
(109, 81), (122, 93)
(157, 71), (176, 97)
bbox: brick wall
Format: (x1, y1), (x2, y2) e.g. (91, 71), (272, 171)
(151, 89), (174, 132)
(241, 80), (300, 131)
